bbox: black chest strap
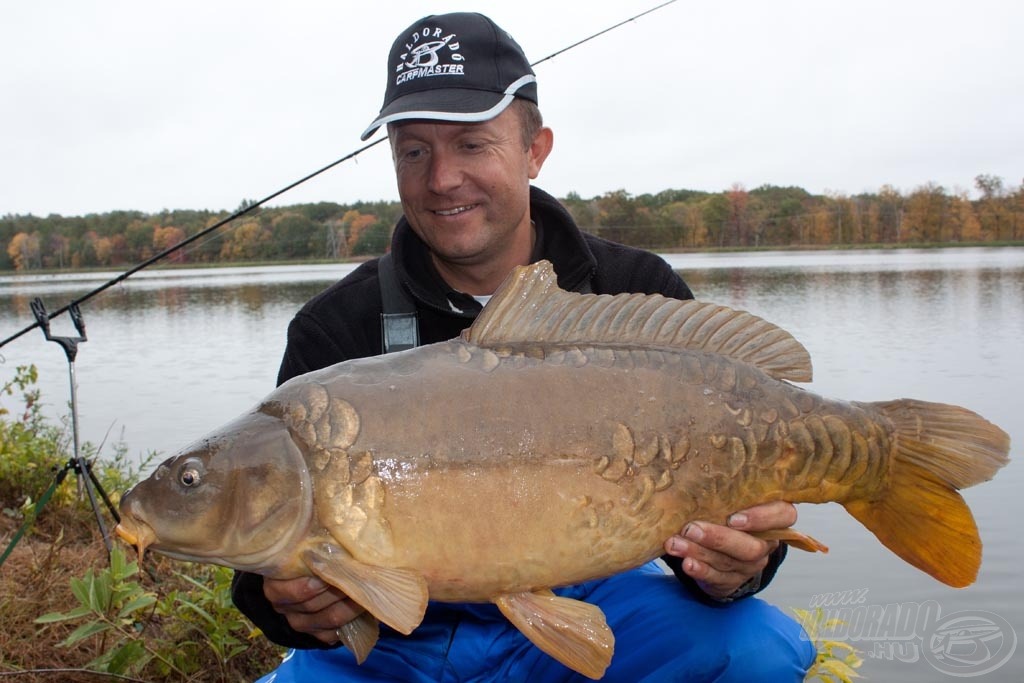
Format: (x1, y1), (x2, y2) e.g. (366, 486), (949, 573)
(378, 253), (420, 353)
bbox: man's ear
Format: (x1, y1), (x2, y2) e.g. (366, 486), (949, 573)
(527, 127), (554, 179)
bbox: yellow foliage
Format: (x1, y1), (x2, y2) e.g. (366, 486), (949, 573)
(792, 607), (864, 683)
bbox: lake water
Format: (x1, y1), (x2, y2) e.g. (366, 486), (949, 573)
(1, 248), (1021, 681)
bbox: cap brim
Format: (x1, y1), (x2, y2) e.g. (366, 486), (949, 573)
(360, 75), (536, 140)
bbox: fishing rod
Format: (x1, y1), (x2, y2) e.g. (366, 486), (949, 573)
(0, 139), (382, 349)
(0, 0), (678, 350)
(531, 0), (678, 68)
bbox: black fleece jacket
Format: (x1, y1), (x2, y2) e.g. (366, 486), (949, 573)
(232, 185), (785, 649)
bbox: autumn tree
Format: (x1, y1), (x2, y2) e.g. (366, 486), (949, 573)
(723, 185), (752, 247)
(779, 198), (809, 245)
(350, 219), (390, 255)
(825, 193), (859, 246)
(91, 233), (115, 266)
(804, 203), (833, 245)
(191, 215), (230, 263)
(218, 219), (268, 261)
(904, 183), (948, 243)
(744, 194), (773, 247)
(948, 190), (982, 242)
(338, 210), (378, 256)
(876, 185), (904, 243)
(848, 196), (874, 244)
(1013, 179), (1024, 241)
(594, 190), (641, 245)
(6, 232), (41, 271)
(42, 233), (70, 269)
(123, 219), (154, 261)
(974, 174), (1013, 241)
(746, 186), (809, 245)
(153, 225), (188, 263)
(657, 201), (703, 249)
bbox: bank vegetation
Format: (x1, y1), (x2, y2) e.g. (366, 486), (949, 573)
(3, 175), (1022, 272)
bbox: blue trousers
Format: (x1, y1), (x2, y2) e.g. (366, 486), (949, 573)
(256, 562), (814, 682)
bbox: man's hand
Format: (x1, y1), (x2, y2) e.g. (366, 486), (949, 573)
(663, 501), (797, 600)
(264, 576), (366, 645)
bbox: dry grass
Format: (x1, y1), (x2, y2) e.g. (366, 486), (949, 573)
(0, 505), (282, 682)
(1, 511), (117, 680)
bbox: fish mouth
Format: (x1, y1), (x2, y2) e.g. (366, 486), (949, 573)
(115, 519), (156, 563)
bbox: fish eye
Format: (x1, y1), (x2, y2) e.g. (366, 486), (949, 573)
(178, 459), (205, 488)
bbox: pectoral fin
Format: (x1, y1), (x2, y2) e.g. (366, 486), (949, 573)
(303, 546), (428, 636)
(752, 527), (829, 553)
(336, 611), (380, 664)
(493, 589), (613, 681)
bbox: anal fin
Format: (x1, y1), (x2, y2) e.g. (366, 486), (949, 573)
(493, 589), (613, 680)
(303, 546), (428, 636)
(752, 527), (829, 553)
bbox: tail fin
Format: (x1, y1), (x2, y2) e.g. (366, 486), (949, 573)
(844, 399), (1009, 588)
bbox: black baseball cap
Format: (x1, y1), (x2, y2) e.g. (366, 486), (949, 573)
(361, 12), (537, 140)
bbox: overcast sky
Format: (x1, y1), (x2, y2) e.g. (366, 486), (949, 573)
(2, 0), (1021, 217)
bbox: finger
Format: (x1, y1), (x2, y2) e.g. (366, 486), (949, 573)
(666, 530), (768, 600)
(273, 586), (348, 616)
(284, 596), (366, 639)
(264, 576), (330, 606)
(725, 501), (798, 532)
(675, 521), (776, 565)
(668, 532), (744, 573)
(679, 556), (746, 600)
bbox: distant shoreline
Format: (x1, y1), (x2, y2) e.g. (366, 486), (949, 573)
(3, 241), (1021, 278)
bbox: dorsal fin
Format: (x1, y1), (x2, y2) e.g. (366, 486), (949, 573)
(462, 260), (812, 382)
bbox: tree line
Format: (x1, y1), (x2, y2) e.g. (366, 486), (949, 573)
(3, 175), (1021, 272)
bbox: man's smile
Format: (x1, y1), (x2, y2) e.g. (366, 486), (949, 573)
(433, 204), (478, 217)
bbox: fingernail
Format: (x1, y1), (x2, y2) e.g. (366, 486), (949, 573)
(684, 523), (704, 542)
(728, 513), (749, 528)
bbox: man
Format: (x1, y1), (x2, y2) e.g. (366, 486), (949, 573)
(237, 12), (814, 681)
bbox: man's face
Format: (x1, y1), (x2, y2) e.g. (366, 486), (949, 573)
(389, 106), (551, 276)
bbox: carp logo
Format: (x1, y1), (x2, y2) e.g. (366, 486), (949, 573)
(395, 27), (466, 86)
